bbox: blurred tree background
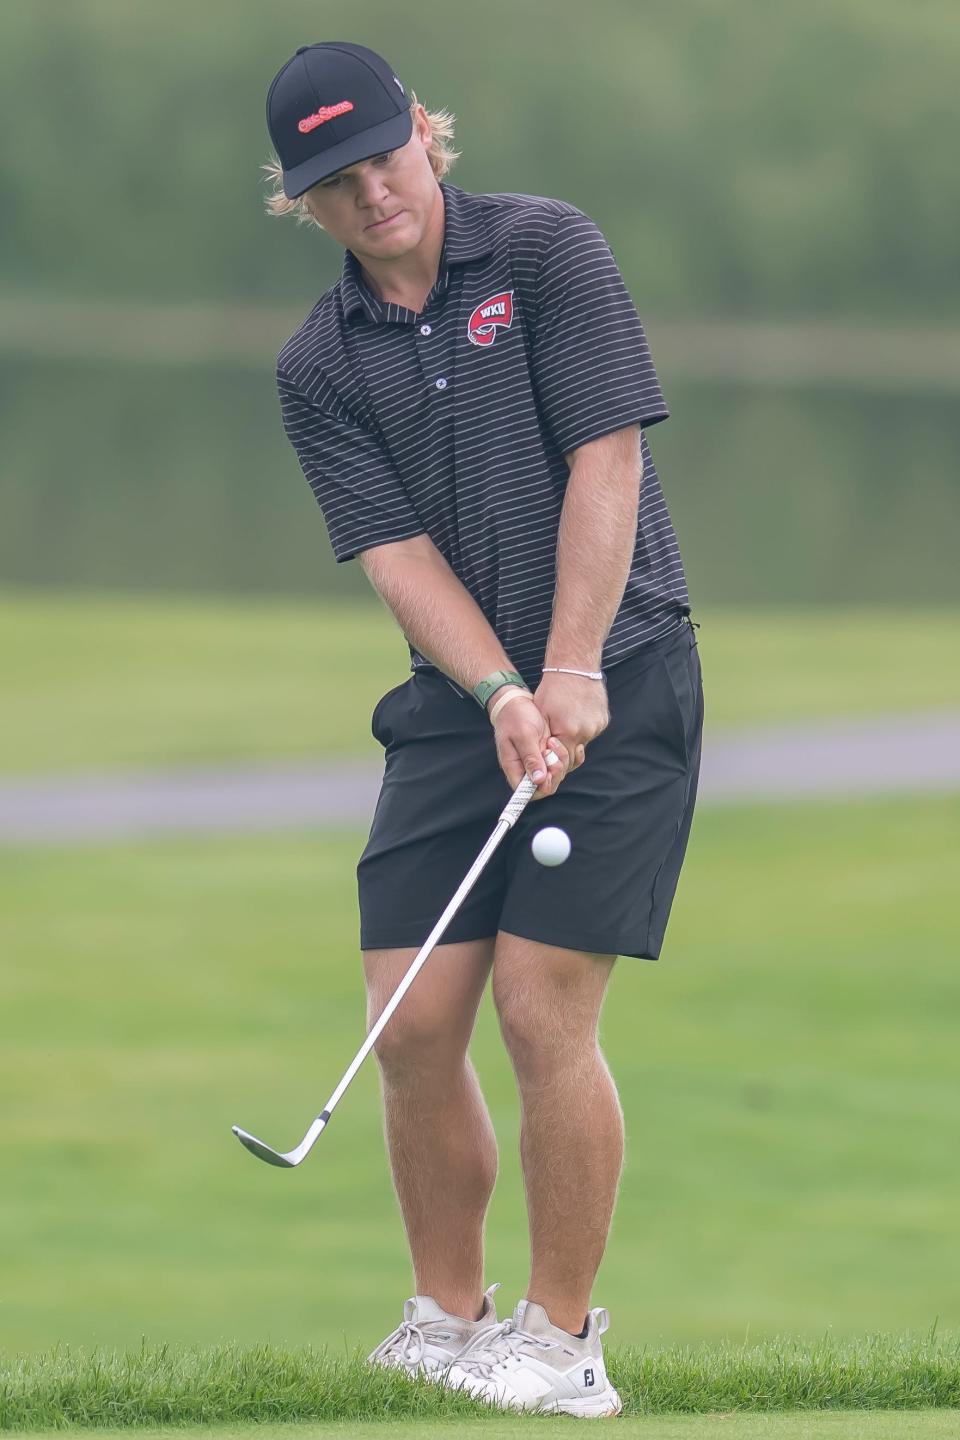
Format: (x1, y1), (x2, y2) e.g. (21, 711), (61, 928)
(1, 0), (957, 601)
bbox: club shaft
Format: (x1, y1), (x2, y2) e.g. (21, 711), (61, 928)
(312, 775), (536, 1128)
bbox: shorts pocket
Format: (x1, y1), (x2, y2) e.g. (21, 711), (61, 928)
(657, 637), (698, 769)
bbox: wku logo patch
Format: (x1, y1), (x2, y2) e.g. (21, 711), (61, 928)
(298, 100), (354, 134)
(467, 290), (514, 347)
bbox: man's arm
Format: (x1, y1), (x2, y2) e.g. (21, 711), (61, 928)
(534, 424), (644, 755)
(545, 425), (643, 670)
(359, 535), (568, 793)
(359, 534), (514, 693)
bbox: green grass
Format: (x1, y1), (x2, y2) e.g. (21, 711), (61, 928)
(5, 1421), (960, 1440)
(2, 1333), (959, 1429)
(2, 591), (958, 774)
(0, 794), (958, 1360)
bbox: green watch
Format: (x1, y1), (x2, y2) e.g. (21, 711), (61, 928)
(472, 669), (529, 709)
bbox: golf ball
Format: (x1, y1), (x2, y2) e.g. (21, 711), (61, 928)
(531, 826), (571, 867)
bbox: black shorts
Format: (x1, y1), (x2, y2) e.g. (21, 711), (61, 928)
(358, 616), (704, 961)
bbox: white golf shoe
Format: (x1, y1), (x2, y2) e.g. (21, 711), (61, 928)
(444, 1297), (623, 1417)
(366, 1282), (502, 1381)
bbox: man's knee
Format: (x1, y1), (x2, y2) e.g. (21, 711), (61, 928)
(367, 998), (469, 1079)
(495, 994), (584, 1077)
(492, 932), (614, 1075)
(363, 940), (492, 1080)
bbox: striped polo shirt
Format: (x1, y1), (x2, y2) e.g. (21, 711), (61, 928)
(276, 180), (691, 683)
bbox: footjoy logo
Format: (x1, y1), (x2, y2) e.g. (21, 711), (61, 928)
(584, 1368), (595, 1387)
(466, 290), (514, 347)
(298, 100), (354, 134)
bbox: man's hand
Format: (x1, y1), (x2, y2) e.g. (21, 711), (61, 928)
(532, 672), (609, 773)
(489, 692), (572, 800)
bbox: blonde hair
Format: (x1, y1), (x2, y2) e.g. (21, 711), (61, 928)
(261, 92), (461, 228)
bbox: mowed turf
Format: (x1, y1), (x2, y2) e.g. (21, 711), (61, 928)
(8, 1420), (960, 1440)
(2, 591), (959, 773)
(1, 794), (957, 1360)
(2, 1334), (959, 1429)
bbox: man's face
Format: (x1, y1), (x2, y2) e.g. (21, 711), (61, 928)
(302, 105), (439, 259)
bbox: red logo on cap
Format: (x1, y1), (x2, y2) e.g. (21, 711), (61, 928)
(298, 100), (354, 134)
(467, 290), (514, 347)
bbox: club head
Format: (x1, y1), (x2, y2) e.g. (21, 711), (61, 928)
(232, 1125), (299, 1167)
(232, 1111), (330, 1168)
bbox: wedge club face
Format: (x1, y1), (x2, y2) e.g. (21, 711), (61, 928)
(232, 1112), (330, 1168)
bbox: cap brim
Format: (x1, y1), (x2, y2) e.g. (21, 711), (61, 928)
(283, 108), (414, 198)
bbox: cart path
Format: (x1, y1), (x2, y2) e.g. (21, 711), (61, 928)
(1, 709), (958, 843)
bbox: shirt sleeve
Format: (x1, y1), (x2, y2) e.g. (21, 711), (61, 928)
(530, 209), (669, 457)
(276, 364), (427, 563)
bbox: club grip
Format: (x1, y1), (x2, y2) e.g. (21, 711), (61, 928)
(498, 749), (558, 827)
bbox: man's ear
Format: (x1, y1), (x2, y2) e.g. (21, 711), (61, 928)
(414, 104), (432, 148)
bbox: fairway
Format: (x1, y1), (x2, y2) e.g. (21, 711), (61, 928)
(3, 1332), (958, 1429)
(1, 794), (957, 1357)
(69, 1419), (960, 1438)
(8, 1419), (958, 1439)
(2, 592), (959, 774)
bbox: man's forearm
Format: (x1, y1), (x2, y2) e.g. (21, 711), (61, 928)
(360, 535), (517, 695)
(544, 427), (643, 669)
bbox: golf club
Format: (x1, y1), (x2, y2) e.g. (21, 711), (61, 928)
(232, 752), (557, 1168)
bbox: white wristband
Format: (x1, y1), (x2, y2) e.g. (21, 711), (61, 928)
(541, 666), (605, 681)
(489, 686), (533, 725)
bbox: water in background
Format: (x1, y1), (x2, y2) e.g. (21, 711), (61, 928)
(2, 355), (955, 605)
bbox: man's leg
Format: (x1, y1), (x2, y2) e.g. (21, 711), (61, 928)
(492, 930), (622, 1336)
(364, 937), (498, 1322)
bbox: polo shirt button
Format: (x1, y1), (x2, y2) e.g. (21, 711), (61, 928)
(420, 324), (432, 336)
(435, 377), (448, 390)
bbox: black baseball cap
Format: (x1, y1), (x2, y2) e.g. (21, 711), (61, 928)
(266, 42), (414, 199)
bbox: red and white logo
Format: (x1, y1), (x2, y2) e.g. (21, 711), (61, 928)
(467, 290), (514, 347)
(298, 100), (354, 134)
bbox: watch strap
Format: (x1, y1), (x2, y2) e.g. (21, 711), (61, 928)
(473, 669), (529, 709)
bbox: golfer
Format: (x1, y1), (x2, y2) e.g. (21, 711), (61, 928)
(264, 42), (703, 1418)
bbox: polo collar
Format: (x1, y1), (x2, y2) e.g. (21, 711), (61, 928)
(340, 181), (494, 323)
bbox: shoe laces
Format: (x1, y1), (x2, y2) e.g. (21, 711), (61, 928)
(452, 1317), (577, 1378)
(369, 1318), (454, 1369)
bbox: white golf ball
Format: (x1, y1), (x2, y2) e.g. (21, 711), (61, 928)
(531, 826), (572, 867)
